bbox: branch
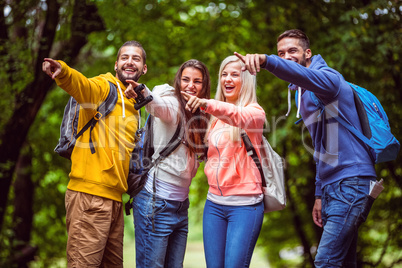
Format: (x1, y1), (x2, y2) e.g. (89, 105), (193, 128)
(360, 221), (401, 267)
(389, 258), (402, 267)
(55, 0), (105, 63)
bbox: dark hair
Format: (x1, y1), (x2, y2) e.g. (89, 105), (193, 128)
(117, 41), (147, 64)
(277, 29), (310, 51)
(174, 59), (211, 154)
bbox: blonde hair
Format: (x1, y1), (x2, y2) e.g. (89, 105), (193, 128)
(206, 56), (257, 142)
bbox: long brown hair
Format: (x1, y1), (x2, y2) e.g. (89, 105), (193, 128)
(174, 59), (211, 155)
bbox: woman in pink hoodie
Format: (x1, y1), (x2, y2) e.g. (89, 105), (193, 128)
(182, 55), (266, 267)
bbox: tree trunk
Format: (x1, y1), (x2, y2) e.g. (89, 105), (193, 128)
(0, 0), (105, 237)
(11, 143), (37, 268)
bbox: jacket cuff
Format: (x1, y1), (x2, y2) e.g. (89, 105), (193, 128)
(315, 184), (322, 196)
(261, 54), (269, 69)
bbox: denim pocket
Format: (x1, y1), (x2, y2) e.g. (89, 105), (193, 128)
(151, 198), (168, 216)
(337, 180), (358, 205)
(355, 195), (374, 228)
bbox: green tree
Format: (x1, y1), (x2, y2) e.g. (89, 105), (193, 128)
(0, 0), (105, 265)
(0, 0), (400, 267)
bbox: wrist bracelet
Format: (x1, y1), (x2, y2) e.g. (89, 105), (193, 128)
(200, 103), (207, 113)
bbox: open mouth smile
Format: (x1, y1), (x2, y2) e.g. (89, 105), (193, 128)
(185, 90), (197, 95)
(224, 85), (235, 93)
(123, 67), (137, 74)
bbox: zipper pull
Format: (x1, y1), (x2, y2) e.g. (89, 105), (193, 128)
(373, 102), (378, 112)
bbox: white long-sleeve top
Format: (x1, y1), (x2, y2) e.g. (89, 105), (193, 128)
(143, 84), (199, 188)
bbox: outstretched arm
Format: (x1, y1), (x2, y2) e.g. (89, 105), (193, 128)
(234, 52), (266, 75)
(42, 58), (62, 79)
(182, 91), (265, 131)
(239, 52), (341, 99)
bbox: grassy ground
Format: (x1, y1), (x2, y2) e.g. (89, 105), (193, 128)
(123, 220), (270, 267)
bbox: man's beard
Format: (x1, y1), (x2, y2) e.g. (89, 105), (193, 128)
(299, 54), (307, 67)
(116, 68), (142, 87)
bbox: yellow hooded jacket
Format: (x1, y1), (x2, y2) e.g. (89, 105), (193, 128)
(55, 61), (138, 202)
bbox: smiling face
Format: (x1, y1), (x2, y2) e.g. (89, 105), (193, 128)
(115, 46), (147, 86)
(180, 67), (204, 97)
(220, 61), (242, 104)
(277, 37), (311, 67)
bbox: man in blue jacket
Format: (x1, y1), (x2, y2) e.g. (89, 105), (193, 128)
(235, 29), (376, 267)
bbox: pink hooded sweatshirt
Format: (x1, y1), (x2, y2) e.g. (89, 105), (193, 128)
(204, 100), (266, 196)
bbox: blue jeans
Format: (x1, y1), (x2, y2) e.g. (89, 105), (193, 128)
(132, 188), (189, 268)
(203, 199), (264, 268)
(315, 177), (375, 268)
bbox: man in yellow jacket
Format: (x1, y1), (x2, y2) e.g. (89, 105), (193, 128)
(42, 41), (147, 267)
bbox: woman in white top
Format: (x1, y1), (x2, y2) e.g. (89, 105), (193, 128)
(182, 55), (265, 268)
(125, 59), (210, 268)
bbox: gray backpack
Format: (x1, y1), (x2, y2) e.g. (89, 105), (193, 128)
(54, 81), (118, 159)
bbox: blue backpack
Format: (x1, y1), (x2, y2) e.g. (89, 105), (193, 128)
(310, 82), (400, 164)
(129, 114), (154, 175)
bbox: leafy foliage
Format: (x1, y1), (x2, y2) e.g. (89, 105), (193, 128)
(0, 0), (401, 267)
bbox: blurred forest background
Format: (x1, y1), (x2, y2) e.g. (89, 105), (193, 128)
(0, 0), (401, 267)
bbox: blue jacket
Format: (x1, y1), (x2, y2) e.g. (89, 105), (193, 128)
(263, 54), (376, 196)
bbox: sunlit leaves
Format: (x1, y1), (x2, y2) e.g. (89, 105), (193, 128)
(1, 0), (401, 266)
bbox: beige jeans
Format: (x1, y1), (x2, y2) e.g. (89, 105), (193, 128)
(65, 189), (124, 268)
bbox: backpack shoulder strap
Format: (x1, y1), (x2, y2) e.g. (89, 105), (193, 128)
(143, 114), (154, 164)
(241, 132), (266, 187)
(140, 115), (183, 170)
(324, 103), (373, 147)
(76, 81), (119, 153)
(348, 83), (371, 138)
(98, 81), (119, 117)
(153, 119), (183, 166)
(311, 90), (374, 148)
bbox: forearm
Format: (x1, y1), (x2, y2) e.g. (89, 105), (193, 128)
(145, 84), (179, 124)
(55, 61), (107, 106)
(205, 100), (265, 131)
(263, 55), (340, 98)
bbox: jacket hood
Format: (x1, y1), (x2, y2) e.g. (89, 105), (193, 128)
(308, 54), (328, 70)
(99, 72), (121, 85)
(286, 54), (329, 118)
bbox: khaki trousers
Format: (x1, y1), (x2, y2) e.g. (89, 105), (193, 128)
(65, 189), (124, 268)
